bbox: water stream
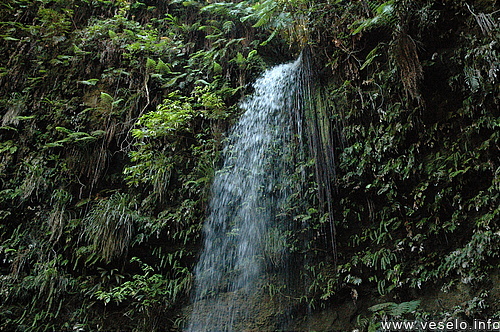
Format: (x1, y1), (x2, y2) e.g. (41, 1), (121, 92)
(187, 55), (307, 331)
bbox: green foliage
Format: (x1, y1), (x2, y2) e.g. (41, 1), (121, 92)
(351, 0), (396, 35)
(358, 300), (421, 332)
(369, 300), (421, 317)
(94, 257), (191, 310)
(37, 6), (72, 41)
(1, 0), (499, 330)
(285, 1), (500, 325)
(125, 149), (173, 196)
(439, 231), (500, 284)
(263, 227), (288, 268)
(0, 0), (243, 329)
(44, 127), (101, 148)
(194, 85), (232, 120)
(84, 193), (140, 262)
(131, 94), (194, 139)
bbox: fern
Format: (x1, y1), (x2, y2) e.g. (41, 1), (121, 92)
(352, 0), (397, 35)
(83, 193), (140, 262)
(201, 2), (253, 19)
(47, 189), (72, 243)
(369, 300), (421, 317)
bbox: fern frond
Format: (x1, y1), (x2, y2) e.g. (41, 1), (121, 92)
(84, 193), (140, 262)
(369, 300), (421, 317)
(352, 0), (396, 35)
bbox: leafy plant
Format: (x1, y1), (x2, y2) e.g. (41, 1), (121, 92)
(358, 300), (421, 332)
(83, 193), (140, 262)
(351, 0), (397, 35)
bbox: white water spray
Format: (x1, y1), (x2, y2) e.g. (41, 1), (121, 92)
(187, 56), (306, 331)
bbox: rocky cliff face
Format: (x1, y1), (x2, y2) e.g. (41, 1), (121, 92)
(0, 1), (498, 331)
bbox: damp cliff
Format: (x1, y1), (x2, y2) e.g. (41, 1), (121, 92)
(0, 1), (498, 331)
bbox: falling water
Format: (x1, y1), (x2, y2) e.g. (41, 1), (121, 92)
(187, 55), (308, 331)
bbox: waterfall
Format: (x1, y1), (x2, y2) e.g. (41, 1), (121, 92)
(186, 55), (308, 331)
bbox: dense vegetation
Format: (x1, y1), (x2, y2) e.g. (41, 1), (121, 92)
(0, 0), (498, 331)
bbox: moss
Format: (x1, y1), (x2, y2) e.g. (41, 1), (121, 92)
(0, 0), (499, 330)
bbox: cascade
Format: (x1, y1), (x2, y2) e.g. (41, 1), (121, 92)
(186, 54), (310, 331)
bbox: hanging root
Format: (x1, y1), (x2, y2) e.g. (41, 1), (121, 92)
(466, 3), (499, 37)
(298, 46), (339, 263)
(392, 31), (423, 102)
